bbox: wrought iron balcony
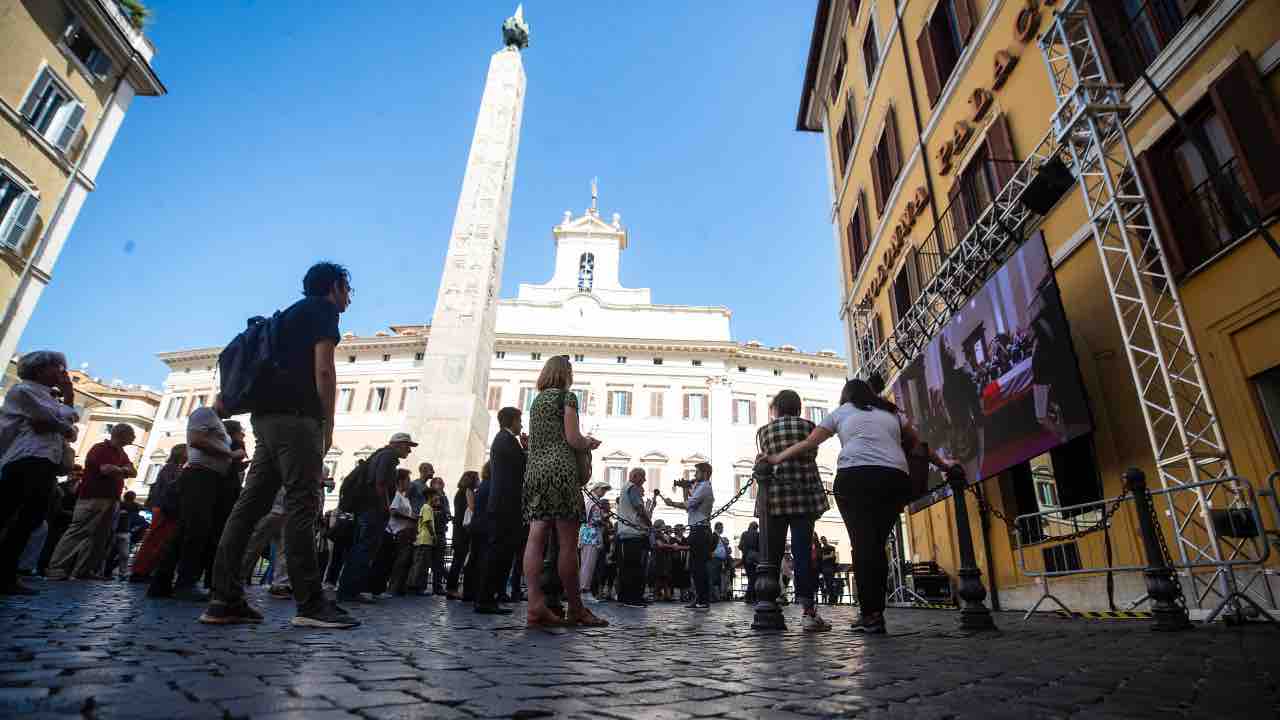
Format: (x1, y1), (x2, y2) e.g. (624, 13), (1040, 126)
(1095, 0), (1193, 89)
(853, 158), (1037, 382)
(1172, 157), (1256, 272)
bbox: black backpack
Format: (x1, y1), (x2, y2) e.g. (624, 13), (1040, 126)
(337, 459), (370, 513)
(218, 313), (283, 416)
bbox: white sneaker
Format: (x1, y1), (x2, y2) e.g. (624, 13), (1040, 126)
(802, 612), (832, 632)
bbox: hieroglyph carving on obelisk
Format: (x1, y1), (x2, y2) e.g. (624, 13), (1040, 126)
(412, 7), (528, 479)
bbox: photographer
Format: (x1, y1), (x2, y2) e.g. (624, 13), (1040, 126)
(657, 462), (714, 611)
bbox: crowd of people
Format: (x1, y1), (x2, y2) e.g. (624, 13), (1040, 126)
(0, 261), (956, 636)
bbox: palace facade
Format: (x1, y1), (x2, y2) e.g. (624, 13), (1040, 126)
(136, 203), (854, 558)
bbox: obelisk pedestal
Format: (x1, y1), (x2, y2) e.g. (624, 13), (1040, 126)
(412, 9), (528, 483)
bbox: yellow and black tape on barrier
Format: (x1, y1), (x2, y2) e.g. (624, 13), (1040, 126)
(1055, 610), (1154, 620)
(911, 602), (959, 610)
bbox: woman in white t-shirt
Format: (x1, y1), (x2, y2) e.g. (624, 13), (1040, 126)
(760, 379), (951, 634)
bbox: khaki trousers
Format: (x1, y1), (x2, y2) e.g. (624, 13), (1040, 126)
(47, 498), (116, 578)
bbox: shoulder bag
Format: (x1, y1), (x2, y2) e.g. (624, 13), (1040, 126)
(557, 390), (592, 486)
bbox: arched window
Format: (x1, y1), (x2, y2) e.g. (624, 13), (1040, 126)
(577, 252), (595, 291)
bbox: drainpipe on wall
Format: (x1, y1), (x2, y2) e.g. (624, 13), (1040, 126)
(0, 52), (136, 374)
(894, 2), (942, 231)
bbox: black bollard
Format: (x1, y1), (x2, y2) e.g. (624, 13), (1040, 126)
(1123, 468), (1192, 631)
(947, 466), (997, 631)
(751, 463), (786, 630)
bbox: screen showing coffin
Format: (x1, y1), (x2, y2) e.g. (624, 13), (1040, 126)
(893, 236), (1093, 486)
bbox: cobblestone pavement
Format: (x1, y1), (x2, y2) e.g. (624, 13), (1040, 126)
(0, 579), (1277, 719)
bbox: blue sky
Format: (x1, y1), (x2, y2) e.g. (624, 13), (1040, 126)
(23, 1), (842, 387)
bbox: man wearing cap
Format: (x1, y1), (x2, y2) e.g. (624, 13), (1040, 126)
(475, 407), (527, 614)
(337, 432), (416, 604)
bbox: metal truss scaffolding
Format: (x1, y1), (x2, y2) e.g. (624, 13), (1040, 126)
(851, 0), (1270, 613)
(1036, 1), (1261, 612)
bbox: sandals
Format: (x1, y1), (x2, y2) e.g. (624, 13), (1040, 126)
(526, 606), (566, 627)
(565, 606), (609, 627)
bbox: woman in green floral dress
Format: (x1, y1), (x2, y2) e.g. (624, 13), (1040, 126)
(521, 356), (607, 627)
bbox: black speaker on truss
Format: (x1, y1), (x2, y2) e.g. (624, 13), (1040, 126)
(1021, 156), (1075, 215)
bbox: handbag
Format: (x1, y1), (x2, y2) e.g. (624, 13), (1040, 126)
(905, 441), (931, 504)
(557, 390), (593, 486)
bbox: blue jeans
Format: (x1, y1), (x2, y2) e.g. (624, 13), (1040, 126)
(338, 510), (386, 599)
(767, 514), (816, 608)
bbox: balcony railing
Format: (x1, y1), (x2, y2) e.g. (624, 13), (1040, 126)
(1172, 157), (1256, 272)
(901, 159), (1024, 314)
(1097, 0), (1190, 89)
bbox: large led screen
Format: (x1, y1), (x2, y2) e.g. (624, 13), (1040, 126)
(893, 236), (1093, 485)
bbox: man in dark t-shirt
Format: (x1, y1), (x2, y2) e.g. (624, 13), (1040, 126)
(255, 295), (341, 421)
(203, 262), (357, 630)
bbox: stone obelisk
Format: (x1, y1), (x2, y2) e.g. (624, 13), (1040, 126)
(413, 7), (529, 480)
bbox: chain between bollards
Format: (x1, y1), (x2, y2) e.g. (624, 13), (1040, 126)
(1123, 468), (1193, 631)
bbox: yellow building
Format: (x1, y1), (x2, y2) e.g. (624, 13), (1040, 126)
(797, 0), (1280, 614)
(64, 368), (160, 469)
(0, 0), (164, 372)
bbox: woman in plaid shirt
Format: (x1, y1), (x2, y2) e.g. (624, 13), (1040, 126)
(753, 390), (832, 632)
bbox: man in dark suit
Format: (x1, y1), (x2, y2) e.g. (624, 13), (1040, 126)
(474, 406), (528, 614)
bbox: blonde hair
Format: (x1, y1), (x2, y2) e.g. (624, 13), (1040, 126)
(535, 355), (573, 391)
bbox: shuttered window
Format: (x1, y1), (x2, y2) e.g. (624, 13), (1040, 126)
(1135, 51), (1280, 278)
(835, 92), (857, 174)
(607, 390), (632, 417)
(949, 144), (999, 249)
(0, 174), (38, 251)
(732, 399), (757, 425)
(917, 0), (973, 107)
(486, 385), (502, 411)
(367, 387), (390, 412)
(862, 24), (880, 85)
(18, 68), (85, 153)
(64, 19), (113, 78)
(984, 113), (1017, 192)
(650, 391), (664, 418)
(829, 42), (847, 103)
(400, 385), (418, 411)
(870, 108), (902, 215)
(845, 191), (871, 278)
(684, 393), (708, 421)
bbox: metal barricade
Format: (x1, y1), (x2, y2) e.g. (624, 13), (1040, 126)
(1150, 477), (1274, 623)
(1015, 493), (1141, 620)
(1016, 476), (1274, 623)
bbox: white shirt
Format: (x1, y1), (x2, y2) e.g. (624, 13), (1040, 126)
(0, 381), (79, 469)
(186, 407), (232, 474)
(820, 402), (909, 473)
(387, 491), (415, 534)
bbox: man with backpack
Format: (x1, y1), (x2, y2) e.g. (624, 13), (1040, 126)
(337, 432), (416, 603)
(201, 262), (355, 628)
